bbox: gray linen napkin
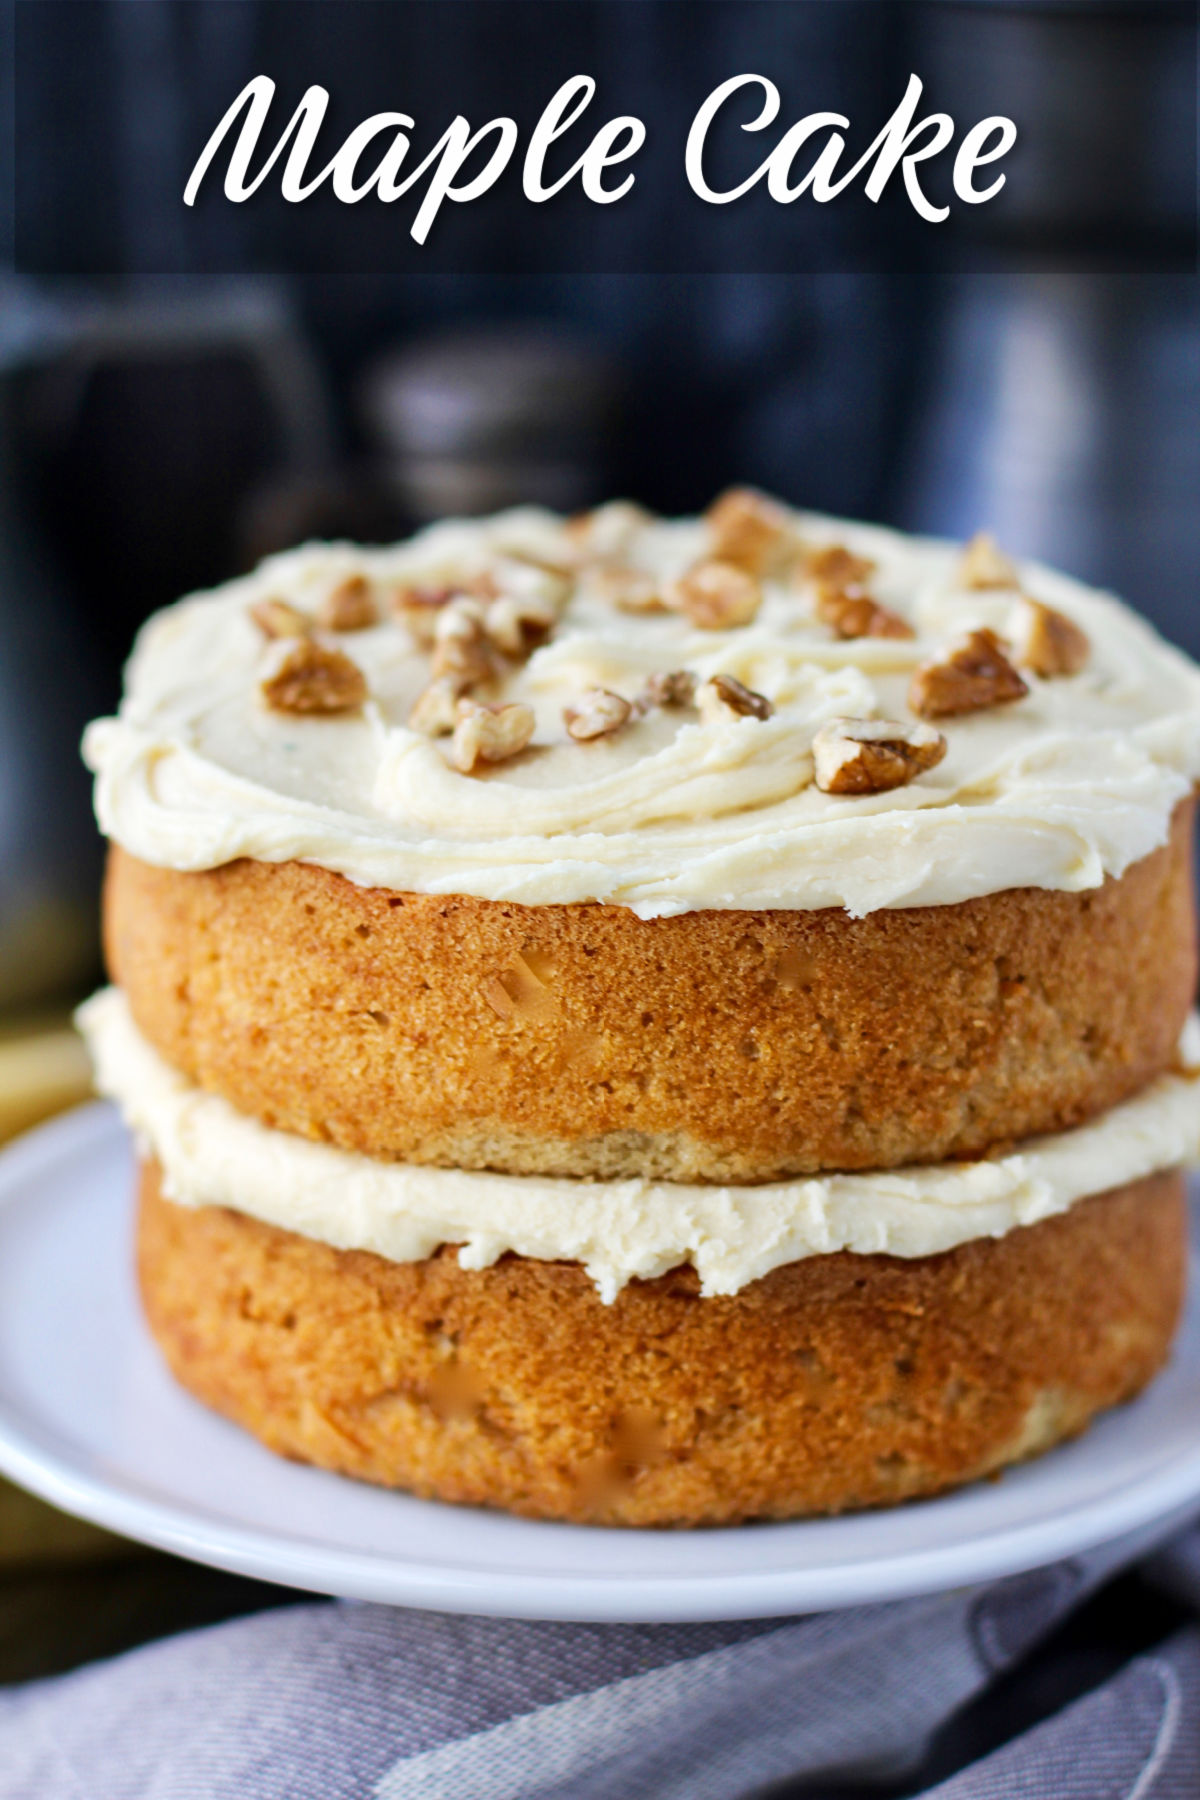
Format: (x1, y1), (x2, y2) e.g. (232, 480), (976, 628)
(1, 1511), (1197, 1799)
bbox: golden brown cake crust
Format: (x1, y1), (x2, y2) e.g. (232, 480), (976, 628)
(106, 801), (1196, 1183)
(138, 1163), (1185, 1527)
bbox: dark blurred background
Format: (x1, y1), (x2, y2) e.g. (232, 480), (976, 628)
(0, 0), (1197, 1016)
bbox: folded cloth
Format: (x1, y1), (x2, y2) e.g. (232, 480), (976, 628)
(1, 1513), (1197, 1800)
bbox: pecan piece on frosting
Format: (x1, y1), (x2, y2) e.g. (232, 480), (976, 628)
(959, 531), (1018, 590)
(565, 499), (653, 562)
(806, 544), (875, 589)
(409, 675), (465, 737)
(698, 673), (774, 722)
(431, 598), (496, 686)
(813, 717), (946, 795)
(1015, 597), (1090, 678)
(669, 559), (762, 630)
(642, 669), (696, 708)
(909, 628), (1029, 719)
(814, 584), (914, 641)
(585, 563), (669, 615)
(261, 640), (367, 715)
(484, 592), (558, 658)
(249, 597), (311, 640)
(451, 699), (535, 773)
(393, 583), (457, 647)
(317, 574), (378, 632)
(705, 486), (797, 576)
(564, 687), (633, 741)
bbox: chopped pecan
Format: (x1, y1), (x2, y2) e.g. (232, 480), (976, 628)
(394, 583), (456, 647)
(409, 675), (465, 737)
(909, 628), (1029, 719)
(491, 547), (574, 589)
(565, 500), (652, 561)
(642, 669), (696, 708)
(249, 598), (310, 640)
(477, 557), (570, 626)
(317, 574), (378, 632)
(260, 641), (367, 714)
(564, 688), (633, 741)
(959, 531), (1018, 590)
(698, 674), (774, 722)
(806, 544), (875, 588)
(451, 700), (536, 773)
(813, 717), (946, 794)
(815, 584), (914, 640)
(669, 560), (762, 630)
(1015, 598), (1090, 678)
(584, 564), (669, 614)
(431, 599), (495, 686)
(484, 593), (557, 658)
(705, 487), (797, 575)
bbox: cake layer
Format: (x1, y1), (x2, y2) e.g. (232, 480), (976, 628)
(104, 803), (1196, 1182)
(83, 505), (1200, 918)
(79, 986), (1200, 1298)
(137, 1163), (1186, 1526)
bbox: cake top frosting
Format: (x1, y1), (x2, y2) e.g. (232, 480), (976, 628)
(84, 491), (1200, 916)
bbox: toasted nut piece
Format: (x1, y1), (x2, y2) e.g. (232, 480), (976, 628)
(909, 628), (1029, 719)
(491, 554), (571, 606)
(669, 560), (762, 630)
(705, 487), (797, 575)
(565, 500), (652, 561)
(643, 669), (696, 708)
(394, 584), (456, 646)
(432, 599), (495, 685)
(409, 675), (466, 737)
(698, 674), (774, 722)
(465, 569), (501, 603)
(1015, 597), (1090, 677)
(484, 594), (557, 658)
(451, 700), (536, 773)
(814, 584), (914, 640)
(317, 574), (378, 632)
(261, 641), (366, 714)
(564, 688), (633, 741)
(584, 564), (669, 614)
(959, 531), (1018, 590)
(806, 544), (875, 588)
(500, 549), (575, 588)
(813, 717), (947, 794)
(249, 598), (311, 640)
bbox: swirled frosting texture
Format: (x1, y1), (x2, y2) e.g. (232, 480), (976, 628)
(84, 503), (1200, 916)
(79, 987), (1200, 1300)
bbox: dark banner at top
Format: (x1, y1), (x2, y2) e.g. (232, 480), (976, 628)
(13, 0), (1198, 276)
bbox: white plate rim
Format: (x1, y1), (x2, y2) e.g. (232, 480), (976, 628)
(1, 1101), (1199, 1623)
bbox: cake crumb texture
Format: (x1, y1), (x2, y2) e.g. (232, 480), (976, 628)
(108, 800), (1195, 1182)
(138, 1163), (1185, 1527)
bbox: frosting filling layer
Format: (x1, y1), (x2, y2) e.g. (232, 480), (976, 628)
(83, 506), (1200, 918)
(80, 987), (1200, 1301)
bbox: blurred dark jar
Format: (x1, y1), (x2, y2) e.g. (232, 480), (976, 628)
(358, 329), (619, 521)
(0, 374), (103, 1012)
(903, 3), (1198, 654)
(902, 275), (1200, 657)
(0, 282), (332, 1011)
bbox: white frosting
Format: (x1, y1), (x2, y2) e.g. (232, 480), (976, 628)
(79, 987), (1200, 1302)
(83, 505), (1200, 917)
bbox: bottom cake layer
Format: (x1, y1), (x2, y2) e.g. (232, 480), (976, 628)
(137, 1161), (1187, 1527)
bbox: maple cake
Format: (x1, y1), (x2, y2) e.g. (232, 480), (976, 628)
(79, 490), (1200, 1524)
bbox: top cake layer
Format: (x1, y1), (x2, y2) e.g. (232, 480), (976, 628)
(85, 494), (1200, 916)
